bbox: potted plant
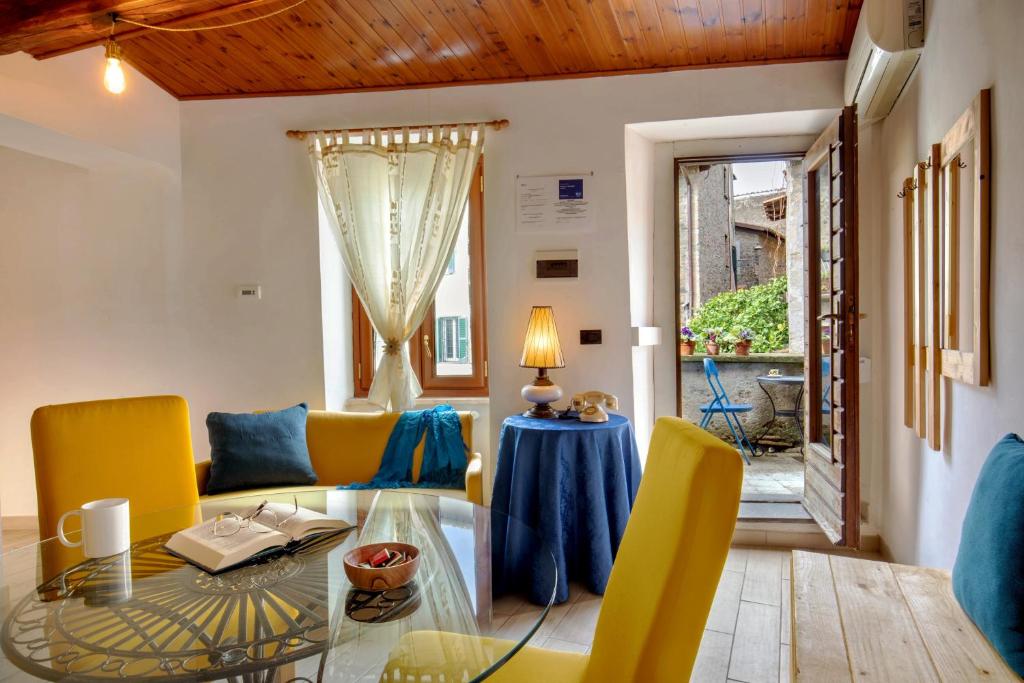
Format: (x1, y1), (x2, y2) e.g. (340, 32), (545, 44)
(821, 329), (832, 357)
(679, 325), (698, 356)
(733, 328), (755, 356)
(703, 328), (722, 356)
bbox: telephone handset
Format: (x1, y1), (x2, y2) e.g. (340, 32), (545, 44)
(572, 391), (619, 423)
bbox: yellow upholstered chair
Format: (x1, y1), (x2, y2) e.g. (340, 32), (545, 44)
(31, 395), (200, 541)
(31, 396), (200, 581)
(382, 416), (743, 681)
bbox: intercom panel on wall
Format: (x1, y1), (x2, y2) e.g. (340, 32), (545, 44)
(535, 249), (579, 279)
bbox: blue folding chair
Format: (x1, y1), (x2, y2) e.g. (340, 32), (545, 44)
(699, 358), (755, 464)
(822, 357), (832, 415)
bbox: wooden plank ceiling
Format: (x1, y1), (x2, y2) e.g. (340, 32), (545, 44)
(0, 0), (863, 99)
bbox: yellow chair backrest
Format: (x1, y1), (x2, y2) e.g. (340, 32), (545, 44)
(305, 410), (473, 485)
(585, 417), (743, 681)
(31, 395), (199, 540)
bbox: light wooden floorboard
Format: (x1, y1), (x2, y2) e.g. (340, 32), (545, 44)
(706, 569), (744, 634)
(692, 629), (734, 682)
(515, 548), (801, 682)
(1, 530), (879, 683)
(741, 548), (783, 606)
(729, 600), (781, 683)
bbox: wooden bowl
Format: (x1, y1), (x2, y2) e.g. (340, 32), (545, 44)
(343, 542), (420, 591)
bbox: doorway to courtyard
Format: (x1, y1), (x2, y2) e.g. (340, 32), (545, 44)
(676, 155), (809, 521)
(669, 109), (861, 544)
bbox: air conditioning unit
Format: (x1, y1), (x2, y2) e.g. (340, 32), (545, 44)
(844, 0), (925, 123)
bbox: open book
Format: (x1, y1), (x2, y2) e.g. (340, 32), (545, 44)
(165, 502), (354, 573)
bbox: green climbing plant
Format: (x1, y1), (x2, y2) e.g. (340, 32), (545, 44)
(688, 276), (789, 353)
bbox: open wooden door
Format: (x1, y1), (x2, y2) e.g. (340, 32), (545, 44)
(802, 106), (860, 547)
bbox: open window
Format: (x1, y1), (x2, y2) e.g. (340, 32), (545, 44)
(352, 159), (487, 398)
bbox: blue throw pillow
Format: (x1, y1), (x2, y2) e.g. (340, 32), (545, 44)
(206, 403), (318, 494)
(952, 433), (1024, 676)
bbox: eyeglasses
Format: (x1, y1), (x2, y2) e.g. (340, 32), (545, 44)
(212, 496), (299, 537)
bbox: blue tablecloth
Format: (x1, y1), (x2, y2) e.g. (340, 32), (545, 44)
(491, 414), (642, 604)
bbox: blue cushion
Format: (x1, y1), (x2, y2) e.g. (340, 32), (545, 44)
(952, 433), (1024, 676)
(206, 403), (318, 494)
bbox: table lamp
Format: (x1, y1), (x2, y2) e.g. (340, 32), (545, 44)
(519, 306), (565, 419)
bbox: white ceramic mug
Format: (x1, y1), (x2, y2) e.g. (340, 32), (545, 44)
(57, 498), (131, 558)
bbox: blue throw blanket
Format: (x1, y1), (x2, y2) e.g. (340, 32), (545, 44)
(338, 405), (469, 491)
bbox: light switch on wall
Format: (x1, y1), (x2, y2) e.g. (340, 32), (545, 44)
(859, 356), (871, 383)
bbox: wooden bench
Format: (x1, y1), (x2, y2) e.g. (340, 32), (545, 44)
(790, 550), (1018, 681)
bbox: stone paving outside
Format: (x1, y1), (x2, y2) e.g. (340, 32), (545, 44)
(742, 450), (804, 501)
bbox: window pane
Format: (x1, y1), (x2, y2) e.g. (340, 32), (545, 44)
(433, 210), (473, 376)
(817, 168), (832, 448)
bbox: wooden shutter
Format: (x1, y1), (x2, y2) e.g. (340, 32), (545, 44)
(802, 106), (860, 548)
(457, 317), (469, 361)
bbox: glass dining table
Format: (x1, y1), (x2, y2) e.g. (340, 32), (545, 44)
(0, 490), (556, 682)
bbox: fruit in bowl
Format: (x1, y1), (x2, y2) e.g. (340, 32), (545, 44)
(343, 542), (420, 591)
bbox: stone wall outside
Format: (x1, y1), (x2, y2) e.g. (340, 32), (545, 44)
(784, 159), (805, 353)
(682, 353), (804, 446)
(693, 163), (733, 306)
(735, 227), (786, 290)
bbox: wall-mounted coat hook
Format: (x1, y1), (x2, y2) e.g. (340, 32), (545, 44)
(897, 179), (918, 199)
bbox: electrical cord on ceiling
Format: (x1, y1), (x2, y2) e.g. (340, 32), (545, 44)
(113, 0), (309, 32)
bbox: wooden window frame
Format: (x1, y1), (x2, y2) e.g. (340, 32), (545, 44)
(352, 160), (488, 398)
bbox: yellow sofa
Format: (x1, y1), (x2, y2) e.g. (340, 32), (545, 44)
(195, 409), (484, 505)
(32, 397), (484, 544)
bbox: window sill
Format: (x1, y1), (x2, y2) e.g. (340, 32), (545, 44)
(343, 396), (489, 417)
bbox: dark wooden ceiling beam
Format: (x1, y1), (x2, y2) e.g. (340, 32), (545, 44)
(25, 0), (287, 59)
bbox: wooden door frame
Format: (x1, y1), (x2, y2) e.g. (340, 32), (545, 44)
(673, 152), (806, 418)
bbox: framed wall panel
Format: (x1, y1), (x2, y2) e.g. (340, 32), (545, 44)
(901, 176), (916, 430)
(938, 89), (991, 386)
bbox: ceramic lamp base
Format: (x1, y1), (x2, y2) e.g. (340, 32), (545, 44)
(521, 374), (563, 419)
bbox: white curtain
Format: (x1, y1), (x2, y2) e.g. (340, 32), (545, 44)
(309, 124), (484, 411)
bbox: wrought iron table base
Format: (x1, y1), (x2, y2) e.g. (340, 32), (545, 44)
(751, 377), (805, 455)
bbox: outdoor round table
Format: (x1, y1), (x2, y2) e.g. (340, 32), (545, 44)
(753, 373), (806, 452)
(491, 414), (642, 606)
(0, 490), (555, 682)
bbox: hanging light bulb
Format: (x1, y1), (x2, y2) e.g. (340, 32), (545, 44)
(103, 39), (125, 94)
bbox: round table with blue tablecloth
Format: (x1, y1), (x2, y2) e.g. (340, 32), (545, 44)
(491, 413), (642, 605)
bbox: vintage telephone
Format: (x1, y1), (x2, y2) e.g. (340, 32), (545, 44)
(571, 391), (619, 423)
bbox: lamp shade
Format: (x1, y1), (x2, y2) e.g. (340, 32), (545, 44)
(519, 306), (565, 369)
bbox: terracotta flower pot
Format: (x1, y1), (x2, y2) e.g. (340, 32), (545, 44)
(735, 341), (751, 356)
(679, 341), (696, 356)
(821, 337), (831, 356)
(705, 342), (720, 356)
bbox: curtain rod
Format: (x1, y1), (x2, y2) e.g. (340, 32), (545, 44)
(286, 118), (509, 140)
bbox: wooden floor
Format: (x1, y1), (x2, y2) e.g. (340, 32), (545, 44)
(0, 528), (37, 554)
(492, 547), (799, 681)
(1, 529), (875, 682)
(490, 546), (880, 682)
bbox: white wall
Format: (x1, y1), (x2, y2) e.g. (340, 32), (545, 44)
(624, 127), (656, 459)
(0, 50), (179, 173)
(177, 61), (844, 488)
(875, 0), (1024, 567)
(0, 50), (183, 519)
(1, 54), (843, 516)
